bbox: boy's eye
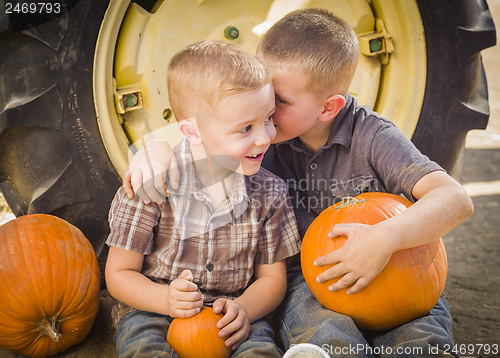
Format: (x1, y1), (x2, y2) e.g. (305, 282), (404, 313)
(239, 124), (252, 133)
(276, 96), (287, 105)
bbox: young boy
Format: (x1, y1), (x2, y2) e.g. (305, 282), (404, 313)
(123, 9), (473, 357)
(105, 40), (301, 358)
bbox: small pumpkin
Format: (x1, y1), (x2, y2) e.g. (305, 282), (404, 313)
(0, 214), (100, 357)
(167, 306), (231, 358)
(301, 192), (448, 331)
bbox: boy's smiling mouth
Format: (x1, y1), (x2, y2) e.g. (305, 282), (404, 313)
(246, 153), (265, 161)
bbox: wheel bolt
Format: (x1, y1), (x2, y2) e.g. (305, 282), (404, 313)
(125, 93), (138, 108)
(224, 26), (239, 40)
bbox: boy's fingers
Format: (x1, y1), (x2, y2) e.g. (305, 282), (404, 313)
(176, 296), (203, 309)
(153, 171), (166, 196)
(328, 272), (358, 292)
(172, 306), (201, 319)
(168, 156), (180, 190)
(179, 269), (193, 281)
(315, 262), (346, 283)
(130, 171), (152, 205)
(222, 315), (249, 348)
(174, 290), (202, 302)
(171, 270), (199, 292)
(314, 249), (341, 267)
(346, 276), (371, 295)
(122, 169), (134, 199)
(328, 223), (350, 238)
(217, 305), (239, 332)
(212, 298), (226, 315)
(142, 173), (165, 204)
(135, 186), (151, 205)
(226, 331), (247, 350)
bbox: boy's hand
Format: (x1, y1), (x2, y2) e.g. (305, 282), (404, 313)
(314, 223), (393, 294)
(167, 270), (203, 318)
(213, 298), (250, 350)
(123, 138), (180, 205)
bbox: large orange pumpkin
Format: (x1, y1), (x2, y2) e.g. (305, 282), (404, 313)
(0, 214), (100, 357)
(167, 306), (231, 358)
(301, 192), (447, 331)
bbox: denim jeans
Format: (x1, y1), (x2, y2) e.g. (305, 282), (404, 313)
(274, 271), (457, 358)
(114, 309), (283, 358)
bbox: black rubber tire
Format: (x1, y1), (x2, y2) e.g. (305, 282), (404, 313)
(0, 0), (496, 258)
(0, 0), (120, 259)
(412, 0), (496, 173)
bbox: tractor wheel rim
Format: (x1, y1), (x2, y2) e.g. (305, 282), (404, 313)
(94, 0), (426, 177)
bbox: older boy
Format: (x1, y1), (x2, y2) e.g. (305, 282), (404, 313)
(123, 9), (473, 357)
(105, 40), (300, 358)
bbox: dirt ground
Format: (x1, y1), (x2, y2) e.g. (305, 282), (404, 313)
(1, 3), (500, 358)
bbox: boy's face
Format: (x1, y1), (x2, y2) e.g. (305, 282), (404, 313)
(199, 83), (276, 176)
(257, 55), (327, 143)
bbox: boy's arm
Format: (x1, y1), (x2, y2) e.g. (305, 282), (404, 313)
(105, 246), (202, 318)
(385, 170), (473, 251)
(123, 138), (180, 204)
(315, 170), (473, 294)
(212, 260), (287, 349)
(234, 260), (287, 322)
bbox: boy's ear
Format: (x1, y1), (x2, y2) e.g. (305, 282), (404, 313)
(178, 117), (203, 146)
(318, 94), (346, 122)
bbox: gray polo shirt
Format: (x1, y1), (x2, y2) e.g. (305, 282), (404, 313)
(262, 93), (443, 239)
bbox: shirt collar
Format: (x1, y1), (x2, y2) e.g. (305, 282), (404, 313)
(323, 92), (355, 148)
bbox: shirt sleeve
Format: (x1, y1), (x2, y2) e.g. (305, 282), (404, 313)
(255, 183), (301, 265)
(369, 120), (444, 201)
(106, 186), (161, 254)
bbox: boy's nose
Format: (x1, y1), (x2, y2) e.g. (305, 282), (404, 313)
(254, 124), (275, 147)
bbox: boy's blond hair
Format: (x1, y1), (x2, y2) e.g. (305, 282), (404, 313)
(168, 40), (271, 123)
(257, 8), (359, 97)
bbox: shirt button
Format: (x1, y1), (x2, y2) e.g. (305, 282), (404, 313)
(354, 187), (361, 195)
(310, 162), (318, 170)
(206, 263), (214, 271)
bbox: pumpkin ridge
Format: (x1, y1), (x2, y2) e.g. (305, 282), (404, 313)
(65, 225), (94, 315)
(55, 218), (77, 318)
(0, 246), (30, 324)
(365, 200), (393, 223)
(42, 217), (60, 317)
(6, 220), (45, 321)
(61, 223), (90, 317)
(59, 223), (79, 317)
(74, 241), (99, 311)
(403, 247), (425, 322)
(436, 239), (448, 290)
(419, 245), (436, 313)
(32, 218), (58, 319)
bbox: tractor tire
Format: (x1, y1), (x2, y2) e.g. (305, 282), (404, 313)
(0, 0), (118, 259)
(0, 0), (496, 260)
(412, 0), (496, 173)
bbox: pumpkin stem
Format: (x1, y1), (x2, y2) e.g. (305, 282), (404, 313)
(38, 316), (62, 342)
(336, 196), (367, 209)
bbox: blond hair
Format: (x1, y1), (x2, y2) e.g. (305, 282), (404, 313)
(257, 8), (359, 96)
(168, 40), (271, 122)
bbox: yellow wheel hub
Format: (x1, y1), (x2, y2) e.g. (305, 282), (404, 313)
(94, 0), (426, 177)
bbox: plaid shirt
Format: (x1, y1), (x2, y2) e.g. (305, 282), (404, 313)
(106, 139), (300, 322)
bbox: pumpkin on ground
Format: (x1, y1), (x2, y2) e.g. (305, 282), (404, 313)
(301, 192), (448, 331)
(0, 214), (100, 358)
(167, 306), (231, 358)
